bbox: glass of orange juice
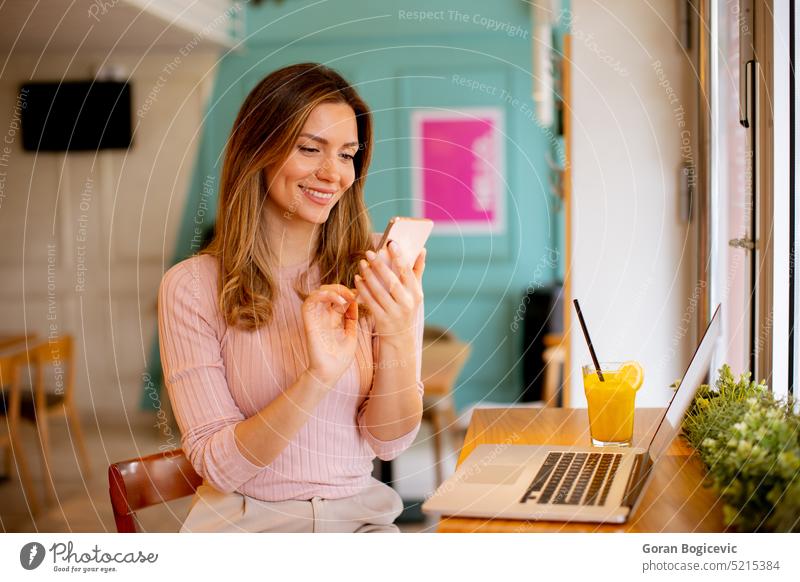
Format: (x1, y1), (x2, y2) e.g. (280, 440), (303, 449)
(582, 361), (644, 447)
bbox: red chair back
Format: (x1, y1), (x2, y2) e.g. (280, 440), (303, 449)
(108, 448), (202, 533)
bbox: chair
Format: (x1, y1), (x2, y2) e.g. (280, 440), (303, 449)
(0, 347), (41, 515)
(19, 335), (91, 503)
(108, 448), (202, 533)
(541, 333), (566, 407)
(421, 326), (471, 487)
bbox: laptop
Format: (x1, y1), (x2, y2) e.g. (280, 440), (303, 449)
(422, 305), (721, 524)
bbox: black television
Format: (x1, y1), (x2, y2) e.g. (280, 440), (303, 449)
(20, 81), (133, 152)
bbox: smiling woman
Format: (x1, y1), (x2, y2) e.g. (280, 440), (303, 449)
(267, 103), (360, 228)
(157, 63), (426, 533)
(206, 63), (376, 328)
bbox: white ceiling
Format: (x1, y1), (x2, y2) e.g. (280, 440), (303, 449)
(0, 0), (237, 56)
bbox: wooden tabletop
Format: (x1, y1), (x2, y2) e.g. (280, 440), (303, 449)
(0, 333), (36, 351)
(436, 407), (726, 533)
(0, 335), (35, 387)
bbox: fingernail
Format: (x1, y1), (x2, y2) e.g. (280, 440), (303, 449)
(360, 260), (369, 270)
(366, 250), (376, 260)
(354, 274), (362, 282)
(389, 240), (398, 252)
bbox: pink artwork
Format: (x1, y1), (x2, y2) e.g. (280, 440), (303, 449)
(411, 108), (505, 234)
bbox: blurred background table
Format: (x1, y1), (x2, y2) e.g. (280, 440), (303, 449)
(0, 333), (37, 351)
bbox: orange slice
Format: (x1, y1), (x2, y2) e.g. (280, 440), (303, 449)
(619, 361), (644, 391)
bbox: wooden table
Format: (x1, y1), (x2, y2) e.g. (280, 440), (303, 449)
(436, 407), (725, 533)
(0, 333), (37, 351)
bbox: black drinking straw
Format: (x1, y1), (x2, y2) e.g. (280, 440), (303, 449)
(573, 299), (605, 381)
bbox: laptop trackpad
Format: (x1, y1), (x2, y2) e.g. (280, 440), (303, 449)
(461, 465), (524, 485)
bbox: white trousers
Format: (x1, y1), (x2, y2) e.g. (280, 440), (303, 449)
(180, 478), (404, 533)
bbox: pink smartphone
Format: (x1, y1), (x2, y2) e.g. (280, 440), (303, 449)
(375, 216), (433, 269)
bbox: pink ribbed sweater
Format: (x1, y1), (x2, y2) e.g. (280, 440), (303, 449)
(157, 253), (423, 501)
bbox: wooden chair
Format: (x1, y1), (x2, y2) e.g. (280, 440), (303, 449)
(421, 326), (471, 487)
(18, 335), (91, 503)
(541, 333), (566, 407)
(108, 448), (202, 533)
(0, 346), (41, 515)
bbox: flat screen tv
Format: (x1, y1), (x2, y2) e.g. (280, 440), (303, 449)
(20, 81), (132, 152)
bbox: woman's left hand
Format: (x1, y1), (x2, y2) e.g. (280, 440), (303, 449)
(355, 242), (426, 341)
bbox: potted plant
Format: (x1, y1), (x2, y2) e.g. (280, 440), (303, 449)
(682, 365), (800, 532)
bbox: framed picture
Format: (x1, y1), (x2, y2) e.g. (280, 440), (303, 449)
(411, 107), (505, 234)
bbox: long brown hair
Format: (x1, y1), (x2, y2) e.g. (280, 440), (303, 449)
(202, 63), (374, 330)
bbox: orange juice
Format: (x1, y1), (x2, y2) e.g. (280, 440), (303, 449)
(582, 362), (644, 446)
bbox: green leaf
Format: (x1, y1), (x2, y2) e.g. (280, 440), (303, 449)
(682, 365), (800, 532)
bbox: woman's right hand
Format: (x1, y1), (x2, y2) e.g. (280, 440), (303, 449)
(301, 284), (359, 387)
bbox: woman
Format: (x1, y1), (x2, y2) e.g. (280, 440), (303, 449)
(158, 63), (425, 533)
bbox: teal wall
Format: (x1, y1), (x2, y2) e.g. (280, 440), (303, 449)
(153, 0), (561, 412)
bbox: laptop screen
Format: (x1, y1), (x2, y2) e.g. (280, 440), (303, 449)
(647, 305), (721, 462)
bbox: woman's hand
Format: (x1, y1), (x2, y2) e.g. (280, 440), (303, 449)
(302, 284), (359, 386)
(355, 242), (426, 342)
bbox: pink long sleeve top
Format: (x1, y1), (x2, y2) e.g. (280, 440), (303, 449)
(157, 252), (424, 501)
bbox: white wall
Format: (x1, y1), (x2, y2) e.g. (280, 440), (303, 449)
(568, 0), (694, 407)
(0, 51), (218, 417)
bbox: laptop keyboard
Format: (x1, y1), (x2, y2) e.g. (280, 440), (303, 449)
(520, 452), (623, 506)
